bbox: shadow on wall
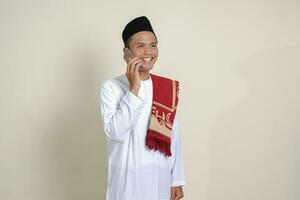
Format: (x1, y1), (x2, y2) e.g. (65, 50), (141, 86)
(208, 45), (300, 200)
(50, 44), (108, 200)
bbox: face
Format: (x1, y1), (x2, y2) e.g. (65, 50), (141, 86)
(127, 31), (158, 72)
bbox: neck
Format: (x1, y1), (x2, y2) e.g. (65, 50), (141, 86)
(139, 71), (151, 80)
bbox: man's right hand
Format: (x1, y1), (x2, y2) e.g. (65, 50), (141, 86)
(126, 57), (142, 96)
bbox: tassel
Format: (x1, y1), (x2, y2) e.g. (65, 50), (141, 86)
(146, 130), (172, 157)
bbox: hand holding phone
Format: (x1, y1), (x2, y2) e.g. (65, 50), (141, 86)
(123, 48), (142, 96)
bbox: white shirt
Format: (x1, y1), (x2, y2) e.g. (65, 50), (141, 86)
(99, 74), (185, 200)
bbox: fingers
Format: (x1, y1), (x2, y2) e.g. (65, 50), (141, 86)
(128, 58), (142, 74)
(134, 60), (142, 74)
(128, 57), (138, 66)
(175, 193), (183, 200)
(176, 191), (184, 200)
(171, 186), (184, 200)
(126, 57), (137, 76)
(126, 57), (142, 96)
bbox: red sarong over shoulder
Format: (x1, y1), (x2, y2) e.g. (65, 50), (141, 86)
(146, 74), (179, 157)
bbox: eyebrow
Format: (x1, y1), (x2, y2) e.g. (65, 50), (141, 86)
(135, 41), (157, 45)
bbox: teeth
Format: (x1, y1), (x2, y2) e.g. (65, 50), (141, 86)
(143, 58), (152, 62)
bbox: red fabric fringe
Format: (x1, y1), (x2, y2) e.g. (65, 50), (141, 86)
(146, 130), (172, 157)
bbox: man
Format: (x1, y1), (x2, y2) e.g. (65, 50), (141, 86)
(99, 16), (185, 200)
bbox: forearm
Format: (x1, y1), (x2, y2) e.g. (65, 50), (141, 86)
(104, 91), (145, 141)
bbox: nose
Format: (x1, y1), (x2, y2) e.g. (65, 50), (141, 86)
(144, 46), (151, 55)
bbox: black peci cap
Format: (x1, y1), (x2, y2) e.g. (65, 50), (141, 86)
(122, 16), (156, 46)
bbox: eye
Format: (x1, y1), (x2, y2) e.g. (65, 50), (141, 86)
(152, 44), (157, 48)
(137, 44), (143, 48)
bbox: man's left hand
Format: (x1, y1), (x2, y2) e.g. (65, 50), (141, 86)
(171, 186), (184, 200)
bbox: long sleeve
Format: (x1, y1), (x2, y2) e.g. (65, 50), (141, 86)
(99, 80), (146, 142)
(170, 115), (186, 186)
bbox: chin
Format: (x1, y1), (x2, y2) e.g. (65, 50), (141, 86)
(140, 63), (154, 72)
(140, 66), (153, 72)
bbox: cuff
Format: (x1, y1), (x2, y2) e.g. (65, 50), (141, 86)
(171, 181), (186, 187)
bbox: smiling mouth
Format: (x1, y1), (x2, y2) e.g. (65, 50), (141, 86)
(142, 57), (153, 63)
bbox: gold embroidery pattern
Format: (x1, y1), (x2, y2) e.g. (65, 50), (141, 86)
(151, 80), (179, 131)
(152, 106), (173, 130)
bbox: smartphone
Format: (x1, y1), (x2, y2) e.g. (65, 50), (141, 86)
(123, 48), (134, 63)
